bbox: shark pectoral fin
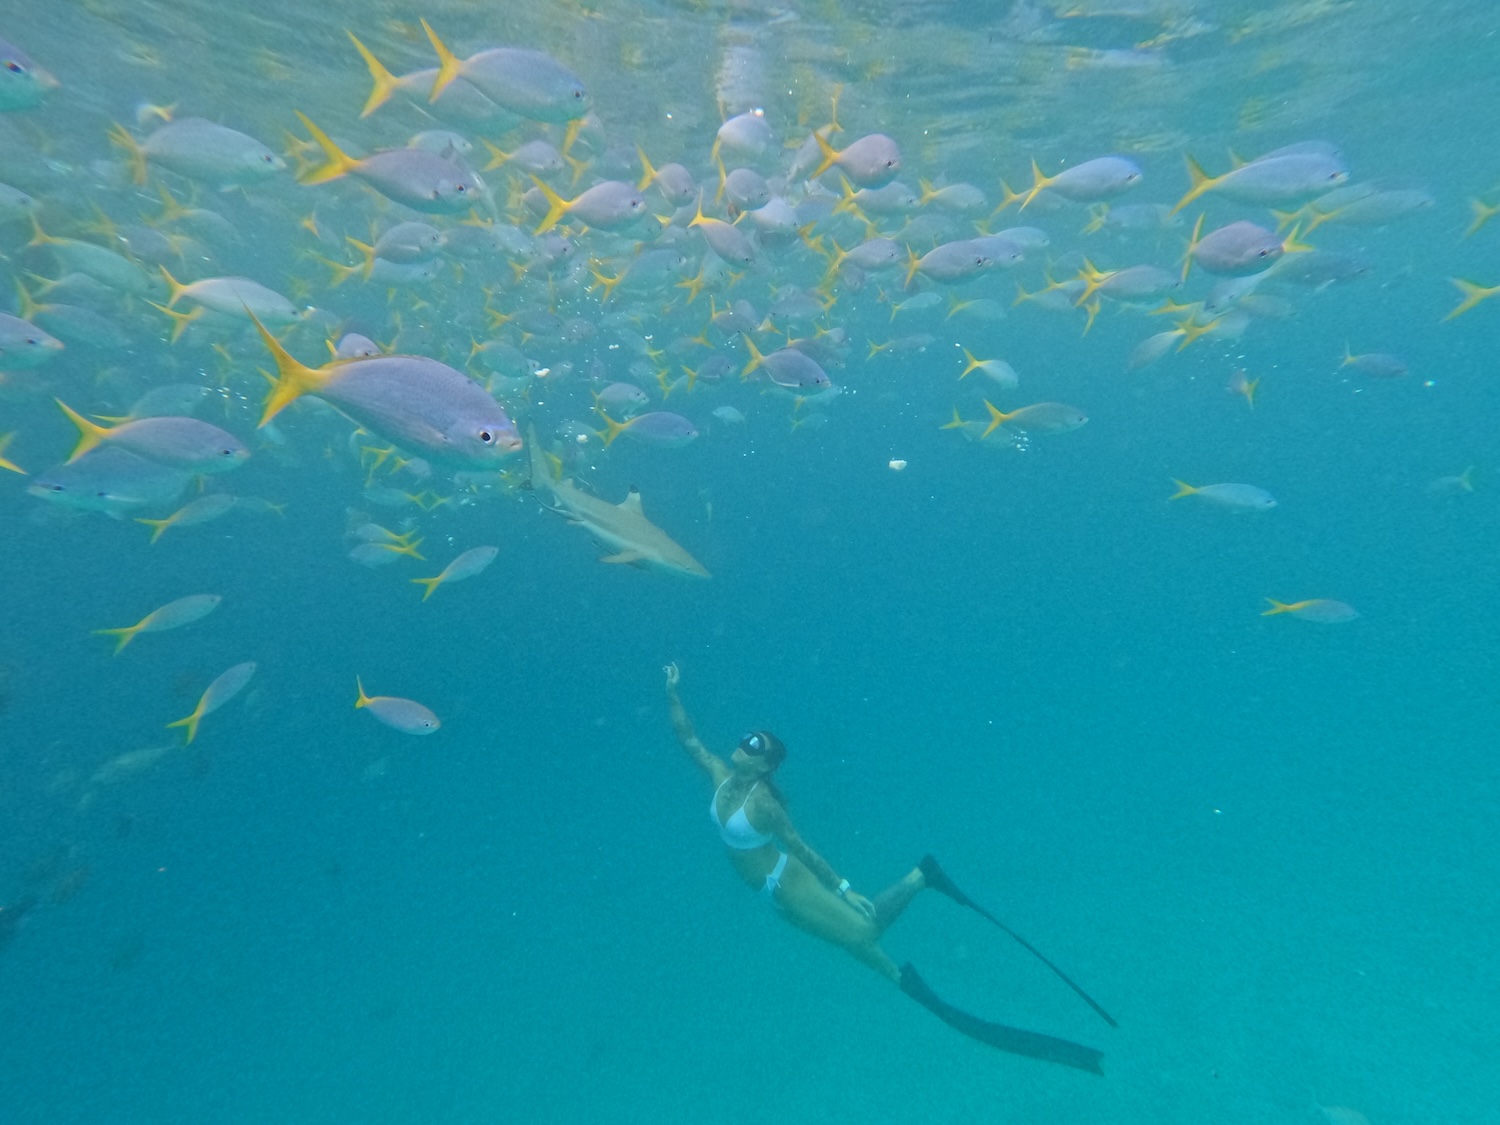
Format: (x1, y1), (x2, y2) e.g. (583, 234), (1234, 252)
(600, 549), (647, 566)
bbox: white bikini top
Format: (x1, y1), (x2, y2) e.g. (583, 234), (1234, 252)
(711, 778), (775, 850)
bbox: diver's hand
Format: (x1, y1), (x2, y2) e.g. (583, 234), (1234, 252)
(844, 890), (877, 921)
(663, 662), (681, 692)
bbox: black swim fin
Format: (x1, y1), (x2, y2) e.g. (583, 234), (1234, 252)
(919, 855), (1118, 1029)
(899, 962), (1104, 1075)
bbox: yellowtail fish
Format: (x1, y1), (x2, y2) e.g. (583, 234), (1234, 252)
(355, 678), (441, 734)
(809, 131), (902, 187)
(135, 493), (239, 543)
(1169, 480), (1277, 511)
(1261, 598), (1359, 624)
(167, 662), (257, 743)
(410, 546), (499, 600)
(294, 111), (487, 216)
(55, 400), (248, 473)
(28, 446), (191, 515)
(528, 176), (647, 235)
(958, 350), (1019, 388)
(107, 118), (284, 186)
(0, 311), (64, 369)
(981, 401), (1088, 438)
(422, 21), (589, 123)
(0, 38), (59, 111)
(94, 594), (222, 654)
(1173, 145), (1348, 213)
(250, 313), (521, 466)
(1021, 156), (1142, 209)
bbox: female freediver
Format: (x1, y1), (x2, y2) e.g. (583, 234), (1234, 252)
(664, 662), (1110, 1073)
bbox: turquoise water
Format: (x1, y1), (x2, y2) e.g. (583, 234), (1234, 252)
(1, 2), (1497, 1122)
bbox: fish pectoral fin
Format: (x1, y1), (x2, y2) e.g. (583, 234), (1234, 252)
(600, 549), (648, 567)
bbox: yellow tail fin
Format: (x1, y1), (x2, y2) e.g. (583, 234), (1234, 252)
(55, 399), (113, 463)
(530, 176), (572, 235)
(421, 20), (462, 103)
(347, 32), (399, 118)
(293, 111), (358, 186)
(247, 309), (331, 425)
(107, 122), (149, 185)
(1168, 479), (1198, 500)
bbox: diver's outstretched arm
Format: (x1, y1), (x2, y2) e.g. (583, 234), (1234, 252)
(664, 663), (728, 782)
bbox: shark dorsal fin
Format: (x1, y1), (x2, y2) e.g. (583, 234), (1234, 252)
(618, 487), (644, 513)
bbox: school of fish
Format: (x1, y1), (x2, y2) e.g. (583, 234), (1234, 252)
(0, 8), (1490, 779)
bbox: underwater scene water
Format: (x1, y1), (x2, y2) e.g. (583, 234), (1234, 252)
(0, 0), (1496, 1121)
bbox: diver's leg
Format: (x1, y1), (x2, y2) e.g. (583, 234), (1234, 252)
(773, 857), (901, 979)
(871, 866), (926, 933)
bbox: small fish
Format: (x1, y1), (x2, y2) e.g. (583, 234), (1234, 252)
(688, 195), (756, 266)
(1169, 480), (1277, 511)
(597, 410), (699, 448)
(918, 179), (987, 213)
(809, 132), (902, 188)
(981, 400), (1088, 437)
(94, 594), (222, 654)
(958, 349), (1018, 388)
(28, 446), (191, 515)
(487, 138), (565, 174)
(1173, 148), (1347, 213)
(423, 21), (588, 123)
(155, 267), (302, 341)
(528, 176), (646, 234)
(1427, 466), (1476, 495)
(0, 312), (64, 369)
(355, 678), (441, 734)
(295, 111), (486, 215)
(167, 662), (257, 743)
(1185, 217), (1302, 279)
(0, 38), (59, 111)
(1021, 155), (1141, 208)
(715, 110), (773, 160)
(410, 546), (499, 600)
(711, 405), (745, 425)
(55, 400), (249, 474)
(1227, 368), (1259, 408)
(905, 239), (998, 286)
(108, 118), (284, 186)
(0, 181), (38, 220)
(722, 166), (770, 212)
(1340, 348), (1408, 380)
(252, 313), (522, 466)
(1261, 598), (1358, 624)
(637, 146), (698, 204)
(135, 492), (240, 543)
(1127, 330), (1183, 370)
(741, 337), (829, 390)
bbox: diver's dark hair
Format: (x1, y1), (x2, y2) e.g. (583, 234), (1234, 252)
(739, 730), (788, 806)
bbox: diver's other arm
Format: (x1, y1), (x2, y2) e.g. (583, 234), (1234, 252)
(771, 814), (877, 919)
(663, 663), (724, 779)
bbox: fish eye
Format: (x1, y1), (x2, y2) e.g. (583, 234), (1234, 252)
(479, 429), (494, 444)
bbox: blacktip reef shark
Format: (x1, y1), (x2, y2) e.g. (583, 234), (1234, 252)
(526, 426), (710, 579)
